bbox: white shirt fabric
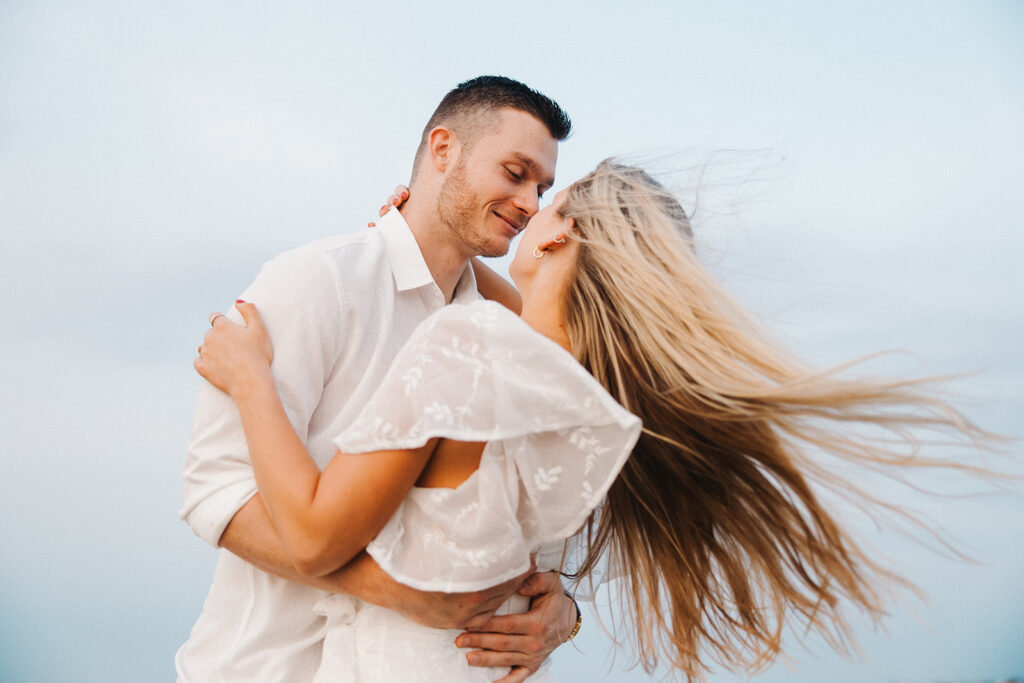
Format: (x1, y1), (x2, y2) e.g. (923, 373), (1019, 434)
(175, 207), (478, 683)
(308, 300), (641, 682)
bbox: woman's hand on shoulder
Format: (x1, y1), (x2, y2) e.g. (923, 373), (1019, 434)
(368, 185), (409, 227)
(194, 300), (274, 398)
(380, 185), (409, 216)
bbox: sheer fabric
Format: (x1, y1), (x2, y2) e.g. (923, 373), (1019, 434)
(333, 300), (641, 592)
(316, 301), (641, 681)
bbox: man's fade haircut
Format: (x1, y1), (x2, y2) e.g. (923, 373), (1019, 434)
(411, 75), (572, 178)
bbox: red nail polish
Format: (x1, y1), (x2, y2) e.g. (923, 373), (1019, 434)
(400, 190), (409, 199)
(367, 221), (376, 227)
(236, 299), (245, 304)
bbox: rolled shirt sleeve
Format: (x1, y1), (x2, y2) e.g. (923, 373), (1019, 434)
(180, 246), (344, 547)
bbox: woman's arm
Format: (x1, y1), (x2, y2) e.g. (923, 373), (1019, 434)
(234, 371), (437, 577)
(470, 258), (523, 314)
(196, 302), (436, 577)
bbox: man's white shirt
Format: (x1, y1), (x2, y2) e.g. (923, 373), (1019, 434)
(176, 208), (479, 682)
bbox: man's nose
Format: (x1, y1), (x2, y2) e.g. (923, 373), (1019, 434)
(511, 186), (539, 217)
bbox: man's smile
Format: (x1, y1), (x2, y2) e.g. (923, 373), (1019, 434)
(493, 211), (524, 236)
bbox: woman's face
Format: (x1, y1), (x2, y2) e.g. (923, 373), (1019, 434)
(509, 187), (570, 291)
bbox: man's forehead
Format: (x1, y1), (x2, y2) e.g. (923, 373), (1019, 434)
(467, 108), (558, 182)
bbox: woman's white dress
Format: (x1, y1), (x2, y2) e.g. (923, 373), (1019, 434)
(311, 300), (642, 682)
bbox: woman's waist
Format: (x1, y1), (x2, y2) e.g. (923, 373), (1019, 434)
(359, 592), (529, 628)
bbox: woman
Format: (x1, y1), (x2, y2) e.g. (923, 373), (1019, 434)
(195, 160), (988, 681)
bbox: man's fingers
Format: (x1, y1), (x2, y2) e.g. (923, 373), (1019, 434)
(457, 631), (531, 654)
(479, 573), (525, 601)
(492, 666), (532, 683)
(459, 566), (536, 630)
(461, 598), (513, 630)
(517, 570), (560, 597)
(464, 648), (539, 670)
(460, 610), (497, 631)
(467, 612), (531, 636)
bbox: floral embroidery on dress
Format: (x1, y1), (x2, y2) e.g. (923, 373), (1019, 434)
(334, 300), (642, 593)
(532, 466), (563, 491)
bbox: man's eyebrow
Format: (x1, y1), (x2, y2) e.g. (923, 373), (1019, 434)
(508, 152), (555, 189)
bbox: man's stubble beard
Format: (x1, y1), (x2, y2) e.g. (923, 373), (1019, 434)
(436, 159), (509, 259)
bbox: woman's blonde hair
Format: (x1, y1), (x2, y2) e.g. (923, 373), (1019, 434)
(558, 159), (991, 679)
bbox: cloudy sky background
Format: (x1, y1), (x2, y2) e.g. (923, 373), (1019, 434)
(1, 2), (1022, 681)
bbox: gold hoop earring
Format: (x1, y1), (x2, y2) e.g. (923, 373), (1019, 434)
(534, 234), (567, 259)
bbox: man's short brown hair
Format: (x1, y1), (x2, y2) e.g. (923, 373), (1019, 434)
(411, 75), (572, 177)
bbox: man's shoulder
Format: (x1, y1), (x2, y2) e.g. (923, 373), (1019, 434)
(288, 227), (385, 263)
(262, 228), (388, 278)
(242, 227), (390, 306)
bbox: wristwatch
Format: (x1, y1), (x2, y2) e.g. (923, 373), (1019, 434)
(564, 591), (582, 642)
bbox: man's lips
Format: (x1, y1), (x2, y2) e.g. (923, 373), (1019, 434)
(494, 212), (524, 235)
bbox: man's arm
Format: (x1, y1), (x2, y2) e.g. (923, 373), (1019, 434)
(181, 247), (343, 548)
(220, 493), (532, 630)
(181, 245), (518, 629)
(184, 246), (573, 675)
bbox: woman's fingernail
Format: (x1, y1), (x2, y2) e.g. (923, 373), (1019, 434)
(392, 197), (401, 206)
(467, 654), (479, 665)
(367, 221), (376, 227)
(400, 190), (409, 199)
(236, 299), (246, 304)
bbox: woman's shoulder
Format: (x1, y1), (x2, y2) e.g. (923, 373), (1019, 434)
(425, 299), (523, 332)
(426, 300), (565, 353)
(408, 300), (556, 362)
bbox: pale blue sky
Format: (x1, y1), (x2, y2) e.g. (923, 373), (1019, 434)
(1, 2), (1022, 681)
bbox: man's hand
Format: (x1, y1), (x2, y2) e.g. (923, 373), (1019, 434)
(385, 565), (536, 631)
(220, 496), (534, 631)
(455, 571), (577, 683)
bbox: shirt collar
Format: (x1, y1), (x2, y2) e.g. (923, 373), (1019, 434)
(451, 259), (480, 304)
(376, 208), (479, 301)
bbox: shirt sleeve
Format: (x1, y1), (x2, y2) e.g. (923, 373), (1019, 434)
(180, 246), (344, 547)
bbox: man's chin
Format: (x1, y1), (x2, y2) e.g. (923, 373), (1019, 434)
(475, 238), (513, 259)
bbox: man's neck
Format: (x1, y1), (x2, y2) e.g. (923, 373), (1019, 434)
(398, 198), (473, 304)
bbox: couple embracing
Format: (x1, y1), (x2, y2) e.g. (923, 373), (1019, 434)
(177, 76), (980, 682)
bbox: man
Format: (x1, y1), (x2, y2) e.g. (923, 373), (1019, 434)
(178, 76), (577, 682)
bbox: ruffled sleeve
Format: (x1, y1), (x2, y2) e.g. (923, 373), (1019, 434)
(333, 300), (642, 592)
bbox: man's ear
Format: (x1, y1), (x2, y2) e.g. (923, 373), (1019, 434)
(427, 126), (459, 172)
